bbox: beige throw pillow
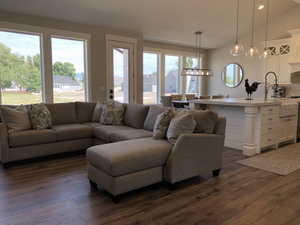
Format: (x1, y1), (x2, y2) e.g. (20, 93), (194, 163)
(28, 104), (52, 130)
(190, 110), (218, 134)
(167, 111), (196, 144)
(0, 105), (31, 133)
(100, 101), (125, 125)
(153, 109), (174, 139)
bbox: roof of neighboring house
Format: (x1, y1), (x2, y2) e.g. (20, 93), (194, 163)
(53, 75), (80, 86)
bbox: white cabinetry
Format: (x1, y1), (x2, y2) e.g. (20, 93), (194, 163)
(257, 106), (280, 149)
(263, 38), (292, 84)
(279, 104), (298, 143)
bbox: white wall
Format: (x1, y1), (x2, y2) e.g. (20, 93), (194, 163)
(208, 5), (300, 98)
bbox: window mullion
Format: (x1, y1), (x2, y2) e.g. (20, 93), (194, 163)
(41, 33), (53, 103)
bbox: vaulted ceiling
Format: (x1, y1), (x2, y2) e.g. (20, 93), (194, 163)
(0, 0), (298, 48)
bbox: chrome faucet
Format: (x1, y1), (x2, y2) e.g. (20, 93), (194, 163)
(264, 71), (279, 100)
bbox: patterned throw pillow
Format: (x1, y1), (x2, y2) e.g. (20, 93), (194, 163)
(166, 111), (196, 144)
(100, 101), (125, 125)
(29, 104), (52, 130)
(153, 109), (174, 139)
(92, 101), (105, 122)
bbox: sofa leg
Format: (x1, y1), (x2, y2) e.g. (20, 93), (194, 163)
(2, 163), (10, 169)
(112, 195), (121, 204)
(89, 180), (98, 189)
(167, 182), (177, 191)
(212, 169), (221, 177)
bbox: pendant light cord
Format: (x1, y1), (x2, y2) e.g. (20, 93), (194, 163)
(264, 0), (270, 49)
(251, 0), (256, 47)
(235, 0), (240, 44)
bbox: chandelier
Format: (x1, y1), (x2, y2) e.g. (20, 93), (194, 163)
(181, 31), (213, 76)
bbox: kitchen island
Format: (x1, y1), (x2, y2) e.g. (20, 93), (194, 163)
(190, 98), (298, 156)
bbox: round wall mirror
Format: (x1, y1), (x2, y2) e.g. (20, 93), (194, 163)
(221, 63), (244, 88)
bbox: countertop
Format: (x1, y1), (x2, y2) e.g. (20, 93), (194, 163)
(190, 98), (300, 107)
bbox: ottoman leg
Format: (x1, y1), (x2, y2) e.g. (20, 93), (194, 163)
(89, 179), (98, 189)
(167, 182), (177, 191)
(112, 195), (121, 204)
(212, 169), (221, 177)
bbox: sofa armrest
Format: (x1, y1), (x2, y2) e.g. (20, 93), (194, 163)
(0, 123), (9, 163)
(164, 133), (225, 183)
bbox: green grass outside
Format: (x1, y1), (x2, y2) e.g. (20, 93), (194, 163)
(1, 91), (81, 105)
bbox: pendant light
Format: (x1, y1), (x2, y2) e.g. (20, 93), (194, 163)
(246, 0), (259, 57)
(181, 31), (213, 76)
(230, 0), (244, 56)
(262, 0), (271, 58)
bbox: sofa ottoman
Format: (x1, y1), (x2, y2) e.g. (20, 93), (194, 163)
(86, 137), (172, 201)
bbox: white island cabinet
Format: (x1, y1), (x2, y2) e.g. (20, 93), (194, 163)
(190, 98), (298, 156)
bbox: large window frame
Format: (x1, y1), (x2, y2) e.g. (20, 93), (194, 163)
(143, 47), (203, 104)
(0, 22), (91, 104)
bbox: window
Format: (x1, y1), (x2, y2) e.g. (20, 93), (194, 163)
(142, 49), (203, 103)
(113, 48), (129, 103)
(165, 55), (180, 95)
(51, 37), (86, 103)
(0, 31), (42, 105)
(0, 23), (90, 105)
(143, 52), (159, 104)
(185, 57), (200, 94)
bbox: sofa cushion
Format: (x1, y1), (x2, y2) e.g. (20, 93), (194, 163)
(124, 104), (149, 129)
(46, 103), (77, 125)
(53, 124), (93, 141)
(76, 102), (96, 123)
(0, 105), (31, 133)
(83, 122), (102, 128)
(9, 129), (56, 147)
(144, 105), (168, 131)
(190, 110), (218, 134)
(94, 125), (152, 142)
(87, 137), (172, 176)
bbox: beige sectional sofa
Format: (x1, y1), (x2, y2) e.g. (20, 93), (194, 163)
(0, 102), (226, 202)
(0, 102), (155, 165)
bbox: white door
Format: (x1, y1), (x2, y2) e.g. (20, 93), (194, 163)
(106, 40), (135, 103)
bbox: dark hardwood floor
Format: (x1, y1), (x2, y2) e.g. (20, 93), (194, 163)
(1, 148), (300, 225)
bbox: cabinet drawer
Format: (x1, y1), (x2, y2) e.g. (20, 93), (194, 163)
(261, 134), (278, 147)
(261, 124), (279, 134)
(261, 106), (279, 115)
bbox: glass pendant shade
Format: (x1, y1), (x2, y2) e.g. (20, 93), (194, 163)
(246, 46), (259, 57)
(261, 47), (271, 59)
(230, 42), (245, 56)
(231, 0), (244, 57)
(246, 0), (258, 58)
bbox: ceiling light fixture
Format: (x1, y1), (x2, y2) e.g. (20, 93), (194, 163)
(181, 31), (213, 76)
(258, 4), (265, 10)
(230, 0), (244, 56)
(246, 0), (259, 57)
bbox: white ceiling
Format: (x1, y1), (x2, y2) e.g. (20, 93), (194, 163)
(0, 0), (298, 49)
